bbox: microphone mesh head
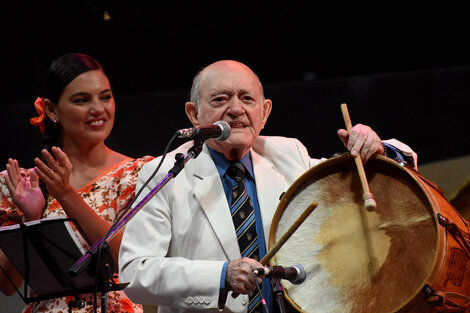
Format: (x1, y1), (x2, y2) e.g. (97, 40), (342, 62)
(214, 121), (231, 141)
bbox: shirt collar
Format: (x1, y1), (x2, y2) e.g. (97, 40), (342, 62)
(207, 146), (254, 179)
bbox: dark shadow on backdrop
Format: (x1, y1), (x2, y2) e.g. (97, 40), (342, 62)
(2, 66), (470, 170)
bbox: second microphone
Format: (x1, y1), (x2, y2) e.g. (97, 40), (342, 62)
(254, 264), (306, 285)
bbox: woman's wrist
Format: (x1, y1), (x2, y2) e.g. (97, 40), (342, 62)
(21, 212), (42, 223)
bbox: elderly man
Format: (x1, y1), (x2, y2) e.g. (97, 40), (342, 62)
(119, 60), (416, 313)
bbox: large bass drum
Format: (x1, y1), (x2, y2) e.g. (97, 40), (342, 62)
(269, 154), (470, 313)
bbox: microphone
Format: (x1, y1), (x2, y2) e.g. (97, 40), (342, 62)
(176, 121), (230, 141)
(254, 264), (306, 285)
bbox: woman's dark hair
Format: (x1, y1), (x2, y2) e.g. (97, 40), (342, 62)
(38, 53), (104, 202)
(40, 53), (103, 151)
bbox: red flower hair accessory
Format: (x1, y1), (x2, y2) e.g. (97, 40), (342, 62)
(30, 97), (46, 133)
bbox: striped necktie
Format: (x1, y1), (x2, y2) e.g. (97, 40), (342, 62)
(229, 161), (264, 313)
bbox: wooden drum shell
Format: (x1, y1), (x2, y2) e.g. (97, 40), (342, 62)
(269, 154), (470, 313)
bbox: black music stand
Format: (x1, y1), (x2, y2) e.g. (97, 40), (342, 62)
(0, 217), (123, 309)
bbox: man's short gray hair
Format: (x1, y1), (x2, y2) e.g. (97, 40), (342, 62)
(189, 68), (203, 106)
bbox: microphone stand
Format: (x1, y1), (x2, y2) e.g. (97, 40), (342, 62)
(68, 138), (206, 312)
(272, 278), (287, 313)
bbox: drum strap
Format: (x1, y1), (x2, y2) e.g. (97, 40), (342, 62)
(438, 214), (470, 258)
(424, 285), (470, 312)
(422, 215), (470, 312)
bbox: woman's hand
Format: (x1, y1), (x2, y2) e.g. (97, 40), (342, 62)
(34, 146), (75, 201)
(4, 159), (44, 221)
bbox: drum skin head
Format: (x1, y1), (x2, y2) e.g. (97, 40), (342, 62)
(270, 154), (439, 313)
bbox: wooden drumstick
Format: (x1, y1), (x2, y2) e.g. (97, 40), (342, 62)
(231, 203), (316, 299)
(341, 103), (379, 279)
(340, 103), (377, 212)
(260, 201), (317, 266)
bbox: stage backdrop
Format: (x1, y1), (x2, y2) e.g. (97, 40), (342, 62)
(2, 65), (469, 168)
(1, 65), (470, 313)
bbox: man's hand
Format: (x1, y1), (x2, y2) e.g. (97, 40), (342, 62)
(226, 257), (264, 295)
(337, 123), (384, 162)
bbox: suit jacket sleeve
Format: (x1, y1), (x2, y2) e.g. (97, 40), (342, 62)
(119, 156), (226, 310)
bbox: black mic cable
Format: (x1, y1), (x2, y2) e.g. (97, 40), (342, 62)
(253, 271), (269, 313)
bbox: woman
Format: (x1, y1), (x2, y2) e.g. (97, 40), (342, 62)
(0, 53), (153, 312)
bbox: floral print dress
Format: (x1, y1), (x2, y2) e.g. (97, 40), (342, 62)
(0, 156), (154, 313)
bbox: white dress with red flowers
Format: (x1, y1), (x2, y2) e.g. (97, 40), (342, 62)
(0, 156), (154, 313)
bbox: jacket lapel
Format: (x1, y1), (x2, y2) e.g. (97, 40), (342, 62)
(251, 150), (290, 247)
(188, 145), (241, 261)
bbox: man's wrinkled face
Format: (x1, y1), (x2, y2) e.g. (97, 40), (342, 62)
(187, 61), (272, 159)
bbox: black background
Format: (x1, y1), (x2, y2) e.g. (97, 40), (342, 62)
(2, 2), (470, 168)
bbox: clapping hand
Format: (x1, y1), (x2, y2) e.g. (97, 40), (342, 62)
(4, 159), (44, 221)
(34, 146), (74, 201)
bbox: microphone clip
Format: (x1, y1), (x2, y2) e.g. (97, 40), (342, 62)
(254, 264), (306, 285)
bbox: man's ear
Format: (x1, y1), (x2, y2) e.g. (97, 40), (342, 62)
(260, 99), (272, 129)
(185, 101), (200, 127)
(43, 98), (57, 123)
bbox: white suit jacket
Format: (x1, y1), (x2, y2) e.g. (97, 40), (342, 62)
(119, 136), (415, 313)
